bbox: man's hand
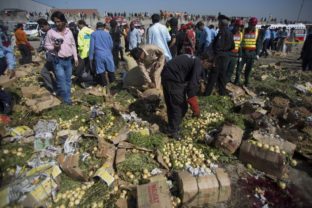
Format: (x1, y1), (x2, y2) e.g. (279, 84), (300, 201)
(9, 70), (16, 79)
(187, 96), (200, 118)
(74, 59), (79, 67)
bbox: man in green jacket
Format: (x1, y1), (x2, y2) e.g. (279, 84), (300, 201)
(77, 20), (93, 74)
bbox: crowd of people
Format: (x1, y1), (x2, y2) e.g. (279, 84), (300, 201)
(0, 10), (312, 139)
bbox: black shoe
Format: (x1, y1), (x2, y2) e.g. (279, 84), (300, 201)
(167, 132), (181, 141)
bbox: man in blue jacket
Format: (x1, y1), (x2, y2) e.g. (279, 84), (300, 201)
(89, 22), (115, 86)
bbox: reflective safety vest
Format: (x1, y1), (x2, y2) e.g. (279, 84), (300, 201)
(232, 32), (243, 53)
(78, 27), (94, 59)
(241, 29), (258, 51)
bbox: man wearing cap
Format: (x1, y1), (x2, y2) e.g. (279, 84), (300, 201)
(89, 22), (115, 86)
(147, 14), (172, 61)
(205, 14), (234, 96)
(226, 19), (243, 82)
(235, 17), (261, 86)
(128, 21), (141, 50)
(161, 54), (212, 140)
(123, 44), (165, 90)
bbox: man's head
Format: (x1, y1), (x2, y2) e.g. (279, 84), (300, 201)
(186, 22), (193, 30)
(282, 26), (286, 31)
(16, 23), (23, 30)
(110, 19), (118, 29)
(130, 47), (145, 62)
(218, 14), (230, 29)
(51, 11), (67, 31)
(169, 17), (178, 28)
(197, 21), (205, 31)
(248, 17), (257, 29)
(130, 21), (135, 30)
(37, 18), (50, 32)
(96, 22), (105, 30)
(77, 19), (87, 30)
(200, 53), (214, 70)
(233, 19), (244, 32)
(208, 24), (215, 30)
(151, 14), (160, 24)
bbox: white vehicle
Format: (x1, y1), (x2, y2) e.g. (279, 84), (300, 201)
(24, 22), (39, 39)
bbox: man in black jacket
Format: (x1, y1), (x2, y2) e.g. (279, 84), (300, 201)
(205, 14), (234, 96)
(301, 29), (312, 71)
(161, 54), (212, 140)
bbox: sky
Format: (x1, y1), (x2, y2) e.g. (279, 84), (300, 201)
(36, 0), (312, 21)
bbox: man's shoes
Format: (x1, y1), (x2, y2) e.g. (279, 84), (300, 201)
(167, 132), (182, 141)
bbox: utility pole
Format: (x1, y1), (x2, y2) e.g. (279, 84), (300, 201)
(297, 0), (304, 22)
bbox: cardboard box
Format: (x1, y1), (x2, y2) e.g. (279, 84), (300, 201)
(96, 140), (116, 158)
(177, 171), (198, 204)
(21, 86), (50, 99)
(194, 174), (219, 206)
(270, 97), (290, 118)
(0, 75), (16, 87)
(94, 162), (115, 186)
(116, 148), (127, 164)
(57, 153), (88, 181)
(115, 198), (128, 208)
(137, 180), (171, 208)
(226, 83), (246, 98)
(215, 168), (231, 202)
(177, 170), (230, 207)
(239, 141), (288, 178)
(215, 125), (244, 155)
(252, 131), (296, 156)
(25, 95), (61, 113)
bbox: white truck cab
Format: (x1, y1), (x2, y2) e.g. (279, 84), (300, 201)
(24, 21), (39, 40)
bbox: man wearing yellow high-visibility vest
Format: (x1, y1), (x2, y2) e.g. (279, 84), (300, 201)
(227, 19), (243, 83)
(234, 17), (261, 86)
(77, 20), (93, 74)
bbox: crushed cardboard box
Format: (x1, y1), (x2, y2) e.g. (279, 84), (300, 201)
(226, 83), (246, 98)
(0, 75), (17, 87)
(96, 140), (116, 158)
(94, 161), (115, 186)
(215, 124), (244, 155)
(25, 95), (61, 113)
(57, 153), (88, 181)
(177, 169), (231, 207)
(239, 140), (288, 179)
(269, 97), (290, 118)
(21, 86), (51, 99)
(252, 130), (296, 156)
(112, 126), (130, 144)
(116, 148), (127, 164)
(137, 180), (172, 208)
